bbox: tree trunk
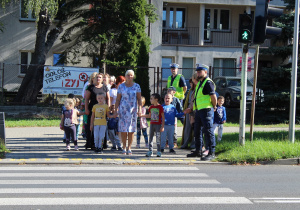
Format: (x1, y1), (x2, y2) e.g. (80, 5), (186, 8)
(15, 9), (62, 104)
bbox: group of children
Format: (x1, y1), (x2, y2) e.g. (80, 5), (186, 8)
(60, 87), (227, 157)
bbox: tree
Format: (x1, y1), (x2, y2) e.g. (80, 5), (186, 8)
(14, 0), (64, 104)
(60, 0), (157, 69)
(258, 0), (300, 120)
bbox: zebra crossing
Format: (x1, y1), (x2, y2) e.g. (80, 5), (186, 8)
(0, 166), (252, 206)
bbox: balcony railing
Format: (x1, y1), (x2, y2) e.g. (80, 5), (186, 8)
(162, 27), (271, 47)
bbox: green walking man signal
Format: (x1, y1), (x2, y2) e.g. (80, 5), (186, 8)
(242, 30), (251, 40)
(238, 14), (252, 43)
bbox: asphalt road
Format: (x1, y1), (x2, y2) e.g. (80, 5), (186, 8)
(0, 165), (299, 209)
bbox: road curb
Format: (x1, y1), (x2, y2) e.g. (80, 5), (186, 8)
(0, 157), (298, 165)
(0, 157), (230, 165)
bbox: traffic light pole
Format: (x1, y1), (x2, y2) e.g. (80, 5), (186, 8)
(239, 43), (248, 146)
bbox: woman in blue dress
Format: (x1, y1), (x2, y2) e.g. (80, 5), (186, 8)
(114, 70), (142, 155)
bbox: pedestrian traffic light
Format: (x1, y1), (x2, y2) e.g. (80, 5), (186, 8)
(238, 14), (253, 43)
(253, 0), (283, 44)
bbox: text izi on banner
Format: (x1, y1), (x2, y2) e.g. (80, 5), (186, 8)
(43, 66), (98, 95)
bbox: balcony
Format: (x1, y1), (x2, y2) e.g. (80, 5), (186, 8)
(162, 27), (271, 47)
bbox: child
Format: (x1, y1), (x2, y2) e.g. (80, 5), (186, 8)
(62, 93), (75, 143)
(161, 93), (184, 154)
(142, 93), (165, 157)
(90, 93), (112, 153)
(136, 96), (149, 148)
(167, 86), (183, 148)
(60, 98), (83, 151)
(107, 104), (122, 151)
(213, 96), (226, 142)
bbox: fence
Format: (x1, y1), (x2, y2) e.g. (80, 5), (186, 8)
(0, 64), (159, 105)
(0, 63), (259, 105)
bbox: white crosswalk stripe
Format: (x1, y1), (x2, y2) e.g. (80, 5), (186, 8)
(0, 166), (253, 206)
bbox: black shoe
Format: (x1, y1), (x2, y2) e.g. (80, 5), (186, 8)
(118, 147), (123, 151)
(103, 144), (108, 149)
(187, 151), (202, 157)
(201, 153), (216, 161)
(161, 149), (164, 153)
(169, 149), (176, 154)
(63, 139), (66, 143)
(99, 148), (103, 154)
(95, 148), (99, 153)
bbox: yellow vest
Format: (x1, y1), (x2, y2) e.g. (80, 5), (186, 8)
(193, 78), (214, 110)
(167, 74), (185, 99)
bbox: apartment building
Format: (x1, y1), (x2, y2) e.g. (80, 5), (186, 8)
(148, 0), (285, 88)
(0, 0), (286, 93)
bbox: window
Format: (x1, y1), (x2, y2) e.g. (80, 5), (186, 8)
(162, 57), (173, 79)
(205, 9), (230, 31)
(53, 53), (64, 66)
(20, 51), (34, 74)
(163, 6), (186, 29)
(20, 0), (36, 20)
(182, 58), (194, 80)
(213, 58), (236, 78)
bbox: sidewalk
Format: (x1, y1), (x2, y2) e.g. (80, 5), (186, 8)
(2, 126), (299, 165)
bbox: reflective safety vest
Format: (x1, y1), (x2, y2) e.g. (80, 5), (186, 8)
(167, 74), (185, 99)
(193, 77), (215, 110)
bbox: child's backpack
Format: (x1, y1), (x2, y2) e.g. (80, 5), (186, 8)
(107, 117), (118, 130)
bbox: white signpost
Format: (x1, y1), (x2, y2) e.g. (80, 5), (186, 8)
(43, 66), (98, 95)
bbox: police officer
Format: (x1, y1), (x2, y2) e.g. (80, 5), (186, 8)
(187, 64), (217, 160)
(167, 63), (187, 102)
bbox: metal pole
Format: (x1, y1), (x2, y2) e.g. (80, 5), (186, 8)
(157, 67), (160, 94)
(289, 0), (300, 143)
(239, 44), (248, 146)
(250, 45), (260, 141)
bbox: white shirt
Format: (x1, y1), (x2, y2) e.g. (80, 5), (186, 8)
(109, 88), (117, 105)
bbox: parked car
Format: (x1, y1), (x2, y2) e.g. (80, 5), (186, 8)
(214, 76), (264, 107)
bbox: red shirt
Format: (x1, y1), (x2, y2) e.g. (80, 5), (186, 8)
(149, 105), (164, 125)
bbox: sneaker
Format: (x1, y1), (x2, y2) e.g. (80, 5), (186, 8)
(99, 148), (103, 154)
(186, 150), (202, 157)
(111, 146), (117, 151)
(66, 145), (70, 151)
(202, 150), (209, 156)
(118, 147), (123, 151)
(169, 149), (176, 154)
(63, 139), (66, 143)
(201, 153), (216, 161)
(157, 151), (162, 157)
(95, 148), (99, 153)
(145, 143), (149, 148)
(146, 151), (153, 157)
(136, 144), (140, 148)
(74, 145), (79, 151)
(161, 149), (164, 153)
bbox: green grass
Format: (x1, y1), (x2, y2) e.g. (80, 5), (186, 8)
(215, 131), (300, 164)
(0, 143), (10, 159)
(5, 118), (61, 127)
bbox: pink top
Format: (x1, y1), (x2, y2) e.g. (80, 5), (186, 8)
(140, 107), (148, 129)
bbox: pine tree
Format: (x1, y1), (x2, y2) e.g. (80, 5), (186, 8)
(258, 0), (300, 117)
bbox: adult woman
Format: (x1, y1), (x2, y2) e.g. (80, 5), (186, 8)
(181, 73), (199, 149)
(110, 76), (125, 106)
(114, 70), (142, 155)
(85, 73), (110, 149)
(82, 72), (98, 139)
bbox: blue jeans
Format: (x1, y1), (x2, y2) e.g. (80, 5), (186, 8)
(136, 128), (148, 144)
(161, 125), (175, 150)
(194, 108), (216, 154)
